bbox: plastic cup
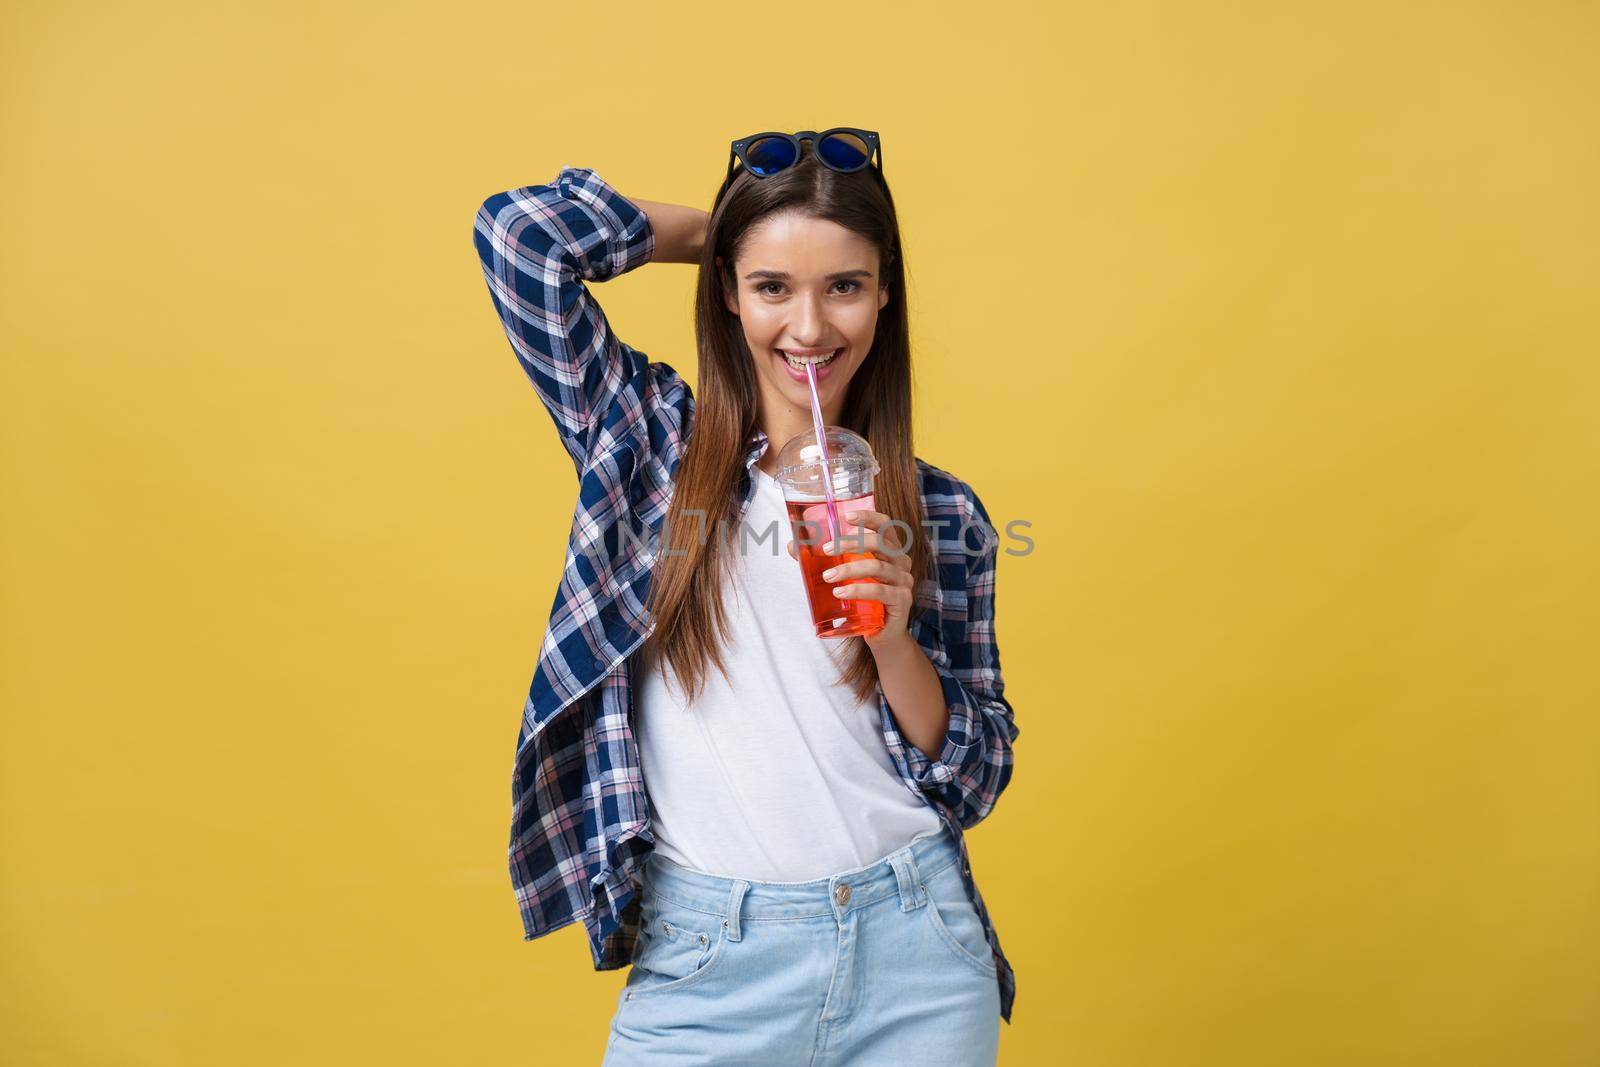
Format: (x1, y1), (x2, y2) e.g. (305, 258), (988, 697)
(773, 427), (886, 639)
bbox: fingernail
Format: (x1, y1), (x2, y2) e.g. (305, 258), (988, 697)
(821, 568), (838, 580)
(823, 541), (837, 554)
(833, 587), (848, 598)
(846, 512), (864, 521)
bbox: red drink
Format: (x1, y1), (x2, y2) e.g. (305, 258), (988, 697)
(774, 426), (885, 641)
(786, 495), (886, 639)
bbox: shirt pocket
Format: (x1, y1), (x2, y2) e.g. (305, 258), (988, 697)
(934, 556), (968, 623)
(626, 439), (675, 530)
(601, 522), (656, 599)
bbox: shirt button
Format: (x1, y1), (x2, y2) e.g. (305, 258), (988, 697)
(834, 883), (852, 906)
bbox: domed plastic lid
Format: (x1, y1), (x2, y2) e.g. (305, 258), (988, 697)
(772, 427), (878, 500)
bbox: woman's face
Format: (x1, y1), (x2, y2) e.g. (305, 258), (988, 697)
(720, 210), (890, 420)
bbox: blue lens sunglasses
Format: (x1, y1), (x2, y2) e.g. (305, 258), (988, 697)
(723, 128), (882, 187)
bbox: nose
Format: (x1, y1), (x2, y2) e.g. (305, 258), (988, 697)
(790, 290), (827, 347)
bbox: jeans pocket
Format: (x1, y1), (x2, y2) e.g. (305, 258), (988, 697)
(919, 862), (998, 977)
(625, 895), (726, 1000)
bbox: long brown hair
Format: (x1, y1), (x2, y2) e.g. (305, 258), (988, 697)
(644, 141), (928, 703)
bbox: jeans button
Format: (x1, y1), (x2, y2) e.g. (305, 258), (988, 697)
(834, 883), (852, 906)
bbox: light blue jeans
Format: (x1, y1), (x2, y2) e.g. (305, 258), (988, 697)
(602, 826), (1001, 1065)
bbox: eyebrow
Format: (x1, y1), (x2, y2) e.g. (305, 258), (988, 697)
(743, 269), (874, 282)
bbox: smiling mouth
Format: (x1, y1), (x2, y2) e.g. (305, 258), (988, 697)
(777, 349), (842, 370)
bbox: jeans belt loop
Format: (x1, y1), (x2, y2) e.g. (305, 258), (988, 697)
(725, 879), (749, 941)
(888, 848), (922, 912)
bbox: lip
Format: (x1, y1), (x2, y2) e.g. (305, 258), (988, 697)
(775, 348), (844, 383)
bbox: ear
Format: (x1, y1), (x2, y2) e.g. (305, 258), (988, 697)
(718, 256), (740, 317)
(878, 283), (890, 311)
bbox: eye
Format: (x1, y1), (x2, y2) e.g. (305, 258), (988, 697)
(755, 280), (863, 296)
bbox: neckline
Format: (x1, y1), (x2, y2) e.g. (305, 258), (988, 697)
(750, 467), (788, 510)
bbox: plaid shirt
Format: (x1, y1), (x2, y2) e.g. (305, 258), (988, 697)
(472, 166), (1021, 1022)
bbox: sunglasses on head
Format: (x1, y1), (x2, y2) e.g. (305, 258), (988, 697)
(724, 128), (882, 186)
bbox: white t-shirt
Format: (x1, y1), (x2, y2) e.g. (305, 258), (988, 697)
(633, 466), (945, 882)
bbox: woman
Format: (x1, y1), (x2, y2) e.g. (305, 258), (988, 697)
(472, 129), (1020, 1064)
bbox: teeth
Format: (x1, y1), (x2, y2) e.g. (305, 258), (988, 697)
(780, 349), (841, 369)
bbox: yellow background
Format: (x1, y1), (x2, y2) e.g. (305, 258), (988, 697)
(3, 1), (1596, 1063)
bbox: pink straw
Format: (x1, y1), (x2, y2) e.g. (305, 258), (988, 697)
(803, 360), (842, 545)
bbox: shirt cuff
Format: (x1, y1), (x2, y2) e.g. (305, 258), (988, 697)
(884, 665), (983, 789)
(552, 165), (656, 282)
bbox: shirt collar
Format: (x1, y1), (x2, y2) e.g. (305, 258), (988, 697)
(743, 429), (769, 472)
